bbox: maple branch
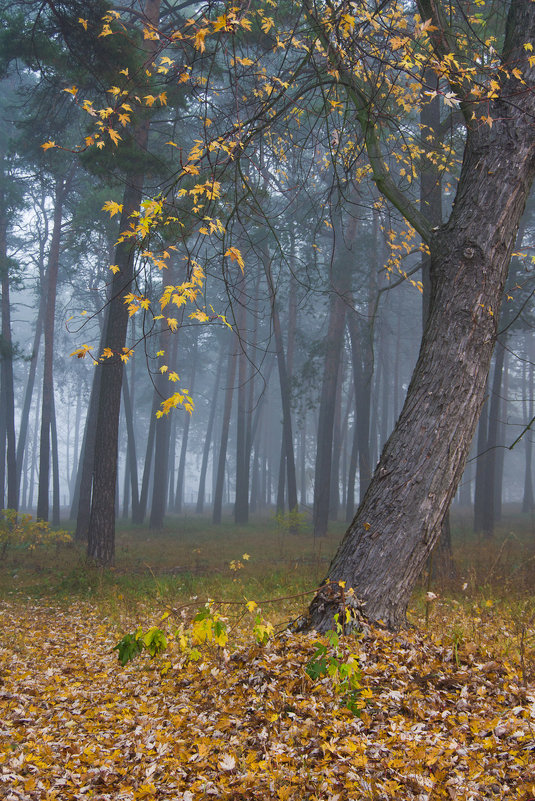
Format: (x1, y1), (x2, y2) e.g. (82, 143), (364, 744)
(416, 0), (476, 125)
(303, 0), (432, 244)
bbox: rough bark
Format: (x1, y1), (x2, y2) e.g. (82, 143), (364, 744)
(87, 178), (145, 562)
(87, 0), (160, 563)
(302, 0), (535, 628)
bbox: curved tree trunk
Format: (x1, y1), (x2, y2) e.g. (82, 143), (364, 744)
(303, 17), (535, 628)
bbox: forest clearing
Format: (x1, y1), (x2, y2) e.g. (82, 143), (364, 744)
(1, 513), (534, 801)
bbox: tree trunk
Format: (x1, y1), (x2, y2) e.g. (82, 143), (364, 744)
(50, 389), (60, 526)
(523, 335), (534, 512)
(173, 343), (197, 516)
(88, 0), (160, 563)
(0, 211), (17, 510)
(135, 392), (158, 524)
(329, 360), (343, 520)
(196, 344), (223, 513)
(234, 294), (249, 524)
(313, 292), (346, 537)
(72, 362), (101, 538)
(122, 371), (140, 519)
(480, 340), (506, 535)
(473, 390), (489, 532)
(302, 9), (535, 627)
(264, 253), (298, 522)
(212, 341), (237, 524)
(37, 173), (70, 521)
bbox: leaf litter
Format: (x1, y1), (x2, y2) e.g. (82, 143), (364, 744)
(1, 599), (534, 801)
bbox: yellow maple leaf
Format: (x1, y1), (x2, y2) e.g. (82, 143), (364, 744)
(41, 141), (56, 150)
(108, 128), (122, 146)
(224, 246), (245, 273)
(102, 200), (123, 217)
(78, 17), (88, 30)
(70, 345), (93, 359)
(109, 264), (120, 274)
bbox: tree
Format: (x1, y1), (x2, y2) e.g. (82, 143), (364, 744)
(299, 0), (535, 630)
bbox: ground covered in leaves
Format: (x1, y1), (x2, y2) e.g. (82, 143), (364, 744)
(1, 599), (534, 801)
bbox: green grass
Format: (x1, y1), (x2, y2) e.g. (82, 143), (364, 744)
(1, 507), (534, 678)
(1, 505), (534, 619)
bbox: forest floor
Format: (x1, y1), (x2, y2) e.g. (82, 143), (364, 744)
(0, 510), (534, 800)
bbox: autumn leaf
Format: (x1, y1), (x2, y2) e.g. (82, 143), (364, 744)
(108, 128), (122, 146)
(102, 200), (124, 217)
(224, 246), (245, 273)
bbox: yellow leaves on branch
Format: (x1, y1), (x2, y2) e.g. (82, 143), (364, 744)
(69, 344), (94, 359)
(157, 389), (194, 417)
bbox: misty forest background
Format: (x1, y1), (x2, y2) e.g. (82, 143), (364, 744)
(1, 0), (535, 569)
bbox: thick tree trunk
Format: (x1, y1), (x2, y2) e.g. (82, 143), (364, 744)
(87, 178), (145, 562)
(303, 22), (535, 628)
(87, 0), (160, 563)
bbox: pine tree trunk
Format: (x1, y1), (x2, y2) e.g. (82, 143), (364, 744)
(122, 371), (140, 519)
(88, 0), (160, 563)
(196, 345), (223, 513)
(0, 212), (17, 510)
(135, 393), (158, 524)
(212, 342), (237, 524)
(174, 346), (197, 516)
(264, 253), (298, 522)
(234, 295), (249, 524)
(313, 292), (346, 537)
(37, 173), (70, 521)
(50, 389), (60, 526)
